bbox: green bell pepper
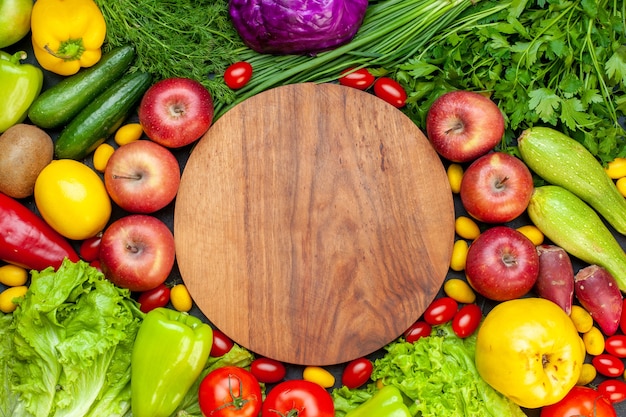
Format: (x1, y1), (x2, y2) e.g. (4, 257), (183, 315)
(0, 51), (43, 133)
(131, 307), (213, 417)
(346, 385), (412, 417)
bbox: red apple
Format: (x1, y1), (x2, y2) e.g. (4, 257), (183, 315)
(425, 90), (505, 162)
(138, 77), (214, 148)
(104, 140), (180, 213)
(460, 152), (533, 223)
(99, 214), (176, 292)
(465, 226), (539, 301)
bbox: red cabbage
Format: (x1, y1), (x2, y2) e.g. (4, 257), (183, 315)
(229, 0), (369, 55)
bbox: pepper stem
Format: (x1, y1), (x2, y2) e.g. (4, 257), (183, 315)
(44, 38), (85, 62)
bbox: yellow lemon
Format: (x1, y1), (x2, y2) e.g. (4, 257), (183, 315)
(34, 159), (111, 240)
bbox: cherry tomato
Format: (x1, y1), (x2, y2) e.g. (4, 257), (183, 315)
(342, 357), (373, 389)
(261, 379), (334, 417)
(598, 379), (626, 404)
(540, 386), (616, 417)
(338, 68), (375, 90)
(199, 366), (262, 417)
(79, 234), (102, 262)
(403, 320), (432, 343)
(373, 77), (407, 108)
(137, 284), (170, 313)
(423, 297), (458, 325)
(451, 303), (482, 338)
(250, 357), (286, 384)
(592, 353), (625, 378)
(211, 328), (234, 357)
(605, 334), (626, 358)
(224, 61), (253, 89)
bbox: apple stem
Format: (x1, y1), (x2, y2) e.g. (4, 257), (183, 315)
(496, 176), (510, 189)
(502, 253), (518, 267)
(126, 244), (140, 254)
(112, 174), (142, 180)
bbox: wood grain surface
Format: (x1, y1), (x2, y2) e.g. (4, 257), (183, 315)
(174, 83), (455, 365)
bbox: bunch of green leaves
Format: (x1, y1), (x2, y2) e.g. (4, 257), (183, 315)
(391, 0), (626, 164)
(94, 0), (245, 106)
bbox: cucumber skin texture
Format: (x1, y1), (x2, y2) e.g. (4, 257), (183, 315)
(518, 126), (626, 235)
(28, 46), (135, 129)
(528, 185), (626, 292)
(54, 72), (152, 160)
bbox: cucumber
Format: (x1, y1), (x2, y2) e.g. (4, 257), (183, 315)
(518, 126), (626, 235)
(527, 185), (626, 292)
(54, 71), (152, 160)
(28, 45), (136, 129)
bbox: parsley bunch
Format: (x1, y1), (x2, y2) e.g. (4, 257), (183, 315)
(393, 0), (626, 163)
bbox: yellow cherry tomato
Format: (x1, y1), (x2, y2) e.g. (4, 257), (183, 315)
(455, 216), (480, 240)
(570, 305), (594, 334)
(303, 366), (335, 388)
(0, 285), (28, 313)
(443, 278), (476, 304)
(605, 157), (626, 179)
(449, 239), (469, 272)
(0, 264), (28, 286)
(582, 326), (605, 356)
(616, 177), (626, 198)
(93, 143), (115, 172)
(576, 363), (597, 386)
(170, 284), (193, 312)
(34, 159), (111, 240)
(516, 225), (544, 246)
(114, 123), (143, 146)
(447, 164), (463, 194)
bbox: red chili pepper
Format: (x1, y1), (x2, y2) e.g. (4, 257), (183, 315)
(0, 192), (79, 270)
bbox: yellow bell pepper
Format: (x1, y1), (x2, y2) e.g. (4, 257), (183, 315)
(30, 0), (106, 76)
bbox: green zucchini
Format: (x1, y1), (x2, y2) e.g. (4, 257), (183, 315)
(54, 71), (152, 160)
(518, 126), (626, 235)
(28, 45), (136, 129)
(527, 185), (626, 291)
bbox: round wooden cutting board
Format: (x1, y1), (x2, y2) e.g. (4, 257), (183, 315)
(174, 83), (455, 365)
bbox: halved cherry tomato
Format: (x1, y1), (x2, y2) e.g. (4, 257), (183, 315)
(79, 234), (102, 262)
(373, 77), (407, 108)
(598, 379), (626, 404)
(403, 320), (432, 343)
(199, 366), (262, 417)
(251, 357), (286, 384)
(342, 357), (373, 389)
(338, 68), (375, 90)
(592, 354), (625, 378)
(605, 335), (626, 358)
(211, 328), (234, 357)
(224, 61), (253, 89)
(137, 284), (170, 313)
(540, 386), (617, 417)
(451, 303), (482, 338)
(261, 379), (334, 417)
(423, 297), (458, 325)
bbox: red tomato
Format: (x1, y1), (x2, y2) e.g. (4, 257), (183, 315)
(598, 379), (626, 404)
(211, 328), (234, 357)
(606, 335), (626, 358)
(451, 303), (482, 338)
(593, 354), (625, 378)
(338, 68), (375, 90)
(199, 366), (262, 417)
(540, 386), (616, 417)
(423, 297), (458, 325)
(261, 379), (334, 417)
(224, 61), (253, 89)
(373, 77), (407, 108)
(403, 320), (432, 343)
(137, 284), (170, 313)
(341, 357), (373, 389)
(79, 234), (102, 262)
(250, 357), (286, 384)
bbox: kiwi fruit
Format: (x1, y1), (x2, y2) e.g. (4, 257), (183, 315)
(0, 123), (54, 198)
